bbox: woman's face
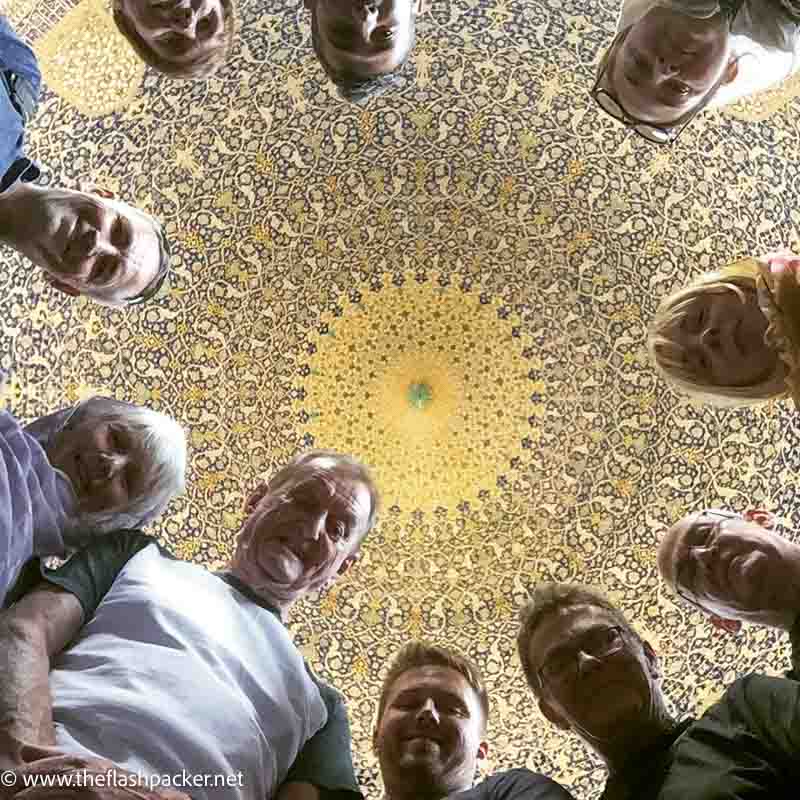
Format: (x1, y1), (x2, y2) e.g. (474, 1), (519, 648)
(48, 418), (149, 513)
(664, 288), (778, 388)
(608, 7), (733, 125)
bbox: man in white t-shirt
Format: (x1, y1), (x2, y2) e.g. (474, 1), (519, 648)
(0, 449), (379, 800)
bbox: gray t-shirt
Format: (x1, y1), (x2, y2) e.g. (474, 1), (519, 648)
(25, 531), (362, 800)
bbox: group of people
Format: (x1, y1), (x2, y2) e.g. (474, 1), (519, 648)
(1, 439), (799, 800)
(3, 1), (800, 800)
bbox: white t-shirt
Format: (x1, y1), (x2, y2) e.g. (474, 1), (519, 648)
(50, 545), (328, 800)
(613, 0), (800, 106)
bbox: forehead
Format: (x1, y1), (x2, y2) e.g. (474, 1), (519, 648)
(528, 605), (619, 665)
(283, 463), (371, 511)
(385, 665), (477, 704)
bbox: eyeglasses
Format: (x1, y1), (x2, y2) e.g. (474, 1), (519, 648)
(537, 625), (625, 689)
(590, 29), (713, 146)
(674, 509), (739, 607)
(125, 223), (171, 306)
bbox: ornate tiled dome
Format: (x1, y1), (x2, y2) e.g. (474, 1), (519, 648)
(3, 0), (800, 797)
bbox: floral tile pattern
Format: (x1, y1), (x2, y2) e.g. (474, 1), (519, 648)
(3, 0), (800, 797)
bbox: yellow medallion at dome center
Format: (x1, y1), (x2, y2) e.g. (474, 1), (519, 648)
(295, 272), (542, 516)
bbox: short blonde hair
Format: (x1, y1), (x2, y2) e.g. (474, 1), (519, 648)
(112, 0), (237, 80)
(376, 641), (490, 732)
(647, 258), (786, 407)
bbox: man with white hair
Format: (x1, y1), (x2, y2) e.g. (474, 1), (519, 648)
(0, 395), (187, 605)
(0, 15), (170, 306)
(0, 450), (379, 800)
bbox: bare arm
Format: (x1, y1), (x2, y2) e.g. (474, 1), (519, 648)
(0, 583), (84, 770)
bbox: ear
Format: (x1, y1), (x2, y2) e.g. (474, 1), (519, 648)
(43, 273), (81, 297)
(538, 696), (570, 731)
(476, 740), (489, 760)
(722, 57), (738, 85)
(744, 509), (775, 530)
(710, 614), (741, 634)
(243, 482), (269, 515)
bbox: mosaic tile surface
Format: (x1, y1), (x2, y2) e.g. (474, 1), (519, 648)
(3, 0), (800, 797)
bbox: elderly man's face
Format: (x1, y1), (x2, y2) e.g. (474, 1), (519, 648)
(16, 187), (161, 305)
(118, 0), (226, 68)
(528, 605), (659, 740)
(307, 0), (422, 81)
(231, 459), (372, 605)
(600, 8), (733, 126)
(659, 509), (793, 625)
(374, 666), (488, 796)
(47, 415), (150, 513)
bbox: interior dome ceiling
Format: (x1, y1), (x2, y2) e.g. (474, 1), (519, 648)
(4, 0), (800, 796)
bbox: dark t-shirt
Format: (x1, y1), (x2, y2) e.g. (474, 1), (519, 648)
(0, 15), (40, 193)
(600, 674), (800, 800)
(16, 530), (361, 800)
(451, 768), (575, 800)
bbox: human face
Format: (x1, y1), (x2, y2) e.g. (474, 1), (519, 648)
(18, 188), (161, 305)
(603, 8), (732, 126)
(374, 666), (488, 796)
(47, 416), (150, 513)
(660, 510), (796, 624)
(119, 0), (225, 66)
(308, 0), (421, 79)
(231, 464), (371, 606)
(663, 288), (777, 387)
(528, 605), (657, 739)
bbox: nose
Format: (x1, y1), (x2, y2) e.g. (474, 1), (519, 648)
(655, 54), (680, 78)
(170, 1), (197, 33)
(575, 650), (603, 675)
(692, 545), (718, 572)
(355, 2), (379, 38)
(416, 698), (440, 726)
(299, 513), (327, 543)
(86, 451), (127, 483)
(700, 325), (721, 351)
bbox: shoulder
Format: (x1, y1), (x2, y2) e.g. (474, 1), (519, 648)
(455, 769), (574, 800)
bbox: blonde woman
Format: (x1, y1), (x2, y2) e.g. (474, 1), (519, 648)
(647, 251), (800, 406)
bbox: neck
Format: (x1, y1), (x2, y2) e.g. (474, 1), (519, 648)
(225, 561), (294, 619)
(589, 709), (678, 776)
(383, 778), (471, 800)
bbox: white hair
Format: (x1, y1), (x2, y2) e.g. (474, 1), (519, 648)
(58, 397), (187, 545)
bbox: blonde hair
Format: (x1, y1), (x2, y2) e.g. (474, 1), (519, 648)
(112, 0), (237, 80)
(647, 258), (786, 407)
(376, 641), (490, 732)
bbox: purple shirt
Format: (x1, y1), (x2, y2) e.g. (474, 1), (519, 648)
(0, 410), (73, 604)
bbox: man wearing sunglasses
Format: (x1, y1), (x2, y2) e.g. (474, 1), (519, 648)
(0, 15), (170, 306)
(659, 508), (800, 669)
(591, 0), (800, 144)
(518, 582), (800, 799)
